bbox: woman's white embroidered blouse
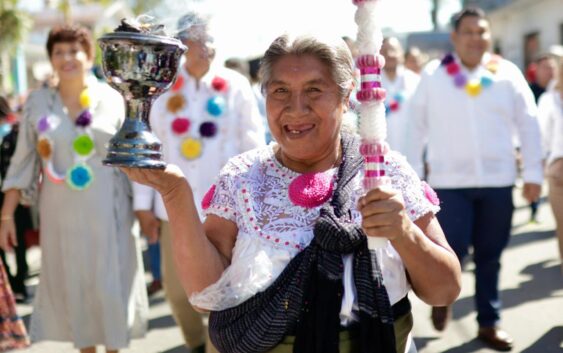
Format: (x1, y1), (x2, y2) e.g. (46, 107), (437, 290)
(190, 144), (439, 323)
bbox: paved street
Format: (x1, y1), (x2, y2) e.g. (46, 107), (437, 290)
(10, 186), (563, 353)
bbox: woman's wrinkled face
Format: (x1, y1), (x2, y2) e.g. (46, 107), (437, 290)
(50, 41), (91, 81)
(265, 54), (348, 166)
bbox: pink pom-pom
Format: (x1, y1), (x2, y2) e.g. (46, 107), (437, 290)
(356, 54), (385, 69)
(201, 184), (217, 210)
(356, 87), (386, 102)
(288, 172), (334, 208)
(353, 0), (378, 6)
(171, 117), (191, 135)
(360, 141), (389, 155)
(422, 182), (440, 206)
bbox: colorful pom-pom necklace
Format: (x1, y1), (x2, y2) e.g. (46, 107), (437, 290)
(37, 88), (96, 190)
(385, 91), (405, 115)
(167, 75), (228, 160)
(441, 53), (499, 97)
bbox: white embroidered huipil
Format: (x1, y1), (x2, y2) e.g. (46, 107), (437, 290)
(381, 66), (420, 155)
(538, 90), (563, 165)
(189, 145), (439, 325)
(405, 53), (543, 188)
(133, 65), (265, 218)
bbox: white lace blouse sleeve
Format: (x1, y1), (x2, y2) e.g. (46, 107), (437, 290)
(202, 158), (240, 222)
(387, 151), (441, 220)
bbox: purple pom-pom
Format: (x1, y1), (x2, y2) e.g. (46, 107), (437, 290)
(75, 110), (93, 127)
(199, 121), (217, 138)
(453, 73), (467, 87)
(441, 53), (455, 66)
(37, 116), (50, 133)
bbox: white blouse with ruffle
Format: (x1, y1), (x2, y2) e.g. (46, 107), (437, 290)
(190, 144), (439, 324)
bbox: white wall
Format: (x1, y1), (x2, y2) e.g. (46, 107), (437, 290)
(488, 0), (562, 69)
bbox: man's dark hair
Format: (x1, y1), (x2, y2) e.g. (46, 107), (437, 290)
(452, 7), (487, 31)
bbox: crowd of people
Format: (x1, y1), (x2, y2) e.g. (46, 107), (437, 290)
(0, 5), (561, 353)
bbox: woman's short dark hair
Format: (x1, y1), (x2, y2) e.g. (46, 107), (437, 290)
(452, 7), (488, 31)
(259, 33), (354, 99)
(46, 24), (94, 60)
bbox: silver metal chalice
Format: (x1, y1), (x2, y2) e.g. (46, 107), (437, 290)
(98, 30), (186, 168)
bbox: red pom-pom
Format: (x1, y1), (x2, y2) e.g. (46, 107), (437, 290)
(171, 117), (191, 135)
(172, 75), (185, 92)
(211, 76), (228, 92)
(446, 62), (460, 75)
(389, 100), (400, 112)
(201, 184), (216, 210)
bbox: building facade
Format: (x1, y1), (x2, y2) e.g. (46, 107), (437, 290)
(467, 0), (563, 69)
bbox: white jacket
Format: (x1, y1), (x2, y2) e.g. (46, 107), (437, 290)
(133, 64), (265, 219)
(405, 53), (543, 188)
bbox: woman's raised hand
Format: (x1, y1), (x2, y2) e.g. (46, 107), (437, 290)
(357, 186), (413, 242)
(120, 164), (187, 199)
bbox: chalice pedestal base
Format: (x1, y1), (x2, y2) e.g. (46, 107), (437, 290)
(103, 153), (166, 169)
(103, 121), (166, 169)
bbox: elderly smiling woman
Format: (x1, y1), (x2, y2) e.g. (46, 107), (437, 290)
(123, 33), (462, 353)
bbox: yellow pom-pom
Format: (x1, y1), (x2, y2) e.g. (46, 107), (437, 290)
(465, 80), (482, 97)
(79, 89), (91, 109)
(180, 138), (202, 160)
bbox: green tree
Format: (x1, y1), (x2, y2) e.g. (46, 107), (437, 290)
(57, 0), (113, 23)
(0, 0), (32, 53)
(131, 0), (162, 16)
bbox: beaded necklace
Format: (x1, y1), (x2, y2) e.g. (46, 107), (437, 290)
(166, 74), (228, 160)
(441, 53), (499, 97)
(36, 87), (96, 190)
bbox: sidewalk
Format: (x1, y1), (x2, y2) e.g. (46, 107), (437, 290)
(11, 187), (563, 353)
